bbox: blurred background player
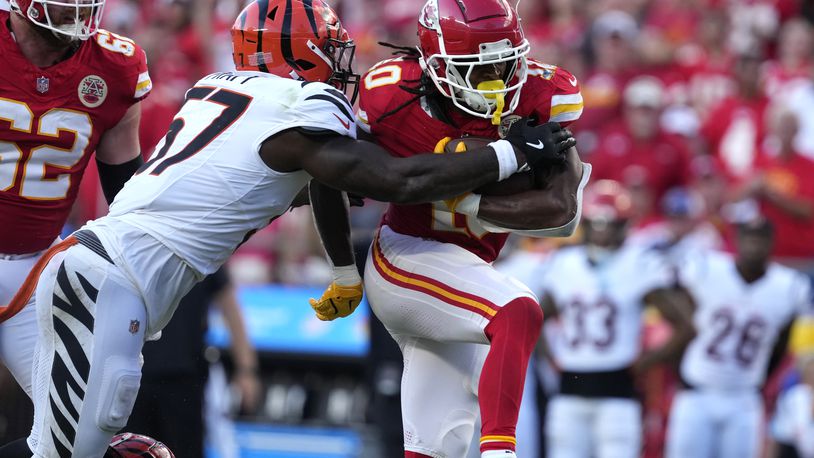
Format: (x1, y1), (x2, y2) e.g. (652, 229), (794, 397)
(532, 180), (695, 458)
(0, 0), (569, 455)
(769, 350), (814, 458)
(0, 0), (149, 454)
(359, 0), (590, 456)
(666, 218), (813, 458)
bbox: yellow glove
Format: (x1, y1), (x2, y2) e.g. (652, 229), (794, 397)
(309, 282), (363, 321)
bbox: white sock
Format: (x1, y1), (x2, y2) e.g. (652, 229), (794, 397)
(482, 450), (516, 458)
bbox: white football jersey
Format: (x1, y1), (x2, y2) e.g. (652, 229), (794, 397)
(97, 71), (356, 275)
(537, 244), (673, 371)
(679, 251), (812, 390)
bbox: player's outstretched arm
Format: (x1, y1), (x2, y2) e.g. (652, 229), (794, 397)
(261, 128), (527, 204)
(475, 147), (589, 231)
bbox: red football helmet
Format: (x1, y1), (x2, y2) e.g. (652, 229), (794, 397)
(582, 180), (632, 253)
(417, 0), (530, 123)
(9, 0), (105, 41)
(582, 180), (633, 223)
(231, 0), (359, 102)
(105, 433), (175, 458)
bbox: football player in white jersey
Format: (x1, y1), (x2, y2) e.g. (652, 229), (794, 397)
(666, 218), (813, 458)
(531, 180), (695, 458)
(0, 0), (579, 456)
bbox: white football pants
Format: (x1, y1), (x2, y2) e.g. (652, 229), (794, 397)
(546, 395), (641, 458)
(665, 389), (763, 458)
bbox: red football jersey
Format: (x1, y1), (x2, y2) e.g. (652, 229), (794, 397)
(358, 57), (582, 262)
(0, 11), (151, 254)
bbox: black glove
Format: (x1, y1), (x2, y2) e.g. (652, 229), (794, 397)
(504, 118), (576, 168)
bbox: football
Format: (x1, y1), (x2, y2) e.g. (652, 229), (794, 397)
(106, 433), (175, 458)
(443, 136), (536, 196)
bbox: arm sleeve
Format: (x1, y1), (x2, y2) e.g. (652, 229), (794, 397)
(96, 155), (144, 204)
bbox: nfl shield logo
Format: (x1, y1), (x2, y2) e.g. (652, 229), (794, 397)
(129, 320), (140, 334)
(36, 76), (49, 94)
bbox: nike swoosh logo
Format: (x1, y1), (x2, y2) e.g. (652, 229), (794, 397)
(568, 75), (578, 86)
(333, 113), (351, 130)
(526, 140), (545, 150)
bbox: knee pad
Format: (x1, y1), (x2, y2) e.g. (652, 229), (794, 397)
(486, 297), (543, 342)
(96, 356), (141, 432)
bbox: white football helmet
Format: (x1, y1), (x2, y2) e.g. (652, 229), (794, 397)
(9, 0), (105, 41)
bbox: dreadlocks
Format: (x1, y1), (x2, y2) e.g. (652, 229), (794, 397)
(375, 42), (440, 123)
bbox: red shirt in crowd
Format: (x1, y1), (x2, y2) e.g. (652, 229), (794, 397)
(589, 121), (692, 216)
(753, 152), (814, 258)
(700, 95), (770, 178)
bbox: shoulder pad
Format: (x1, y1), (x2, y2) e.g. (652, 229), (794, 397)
(292, 81), (356, 138)
(358, 58), (423, 130)
(92, 29), (151, 101)
(525, 60), (583, 125)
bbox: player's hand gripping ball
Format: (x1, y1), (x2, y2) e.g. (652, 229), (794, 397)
(309, 282), (364, 321)
(503, 119), (576, 167)
(105, 433), (175, 457)
(434, 136), (536, 196)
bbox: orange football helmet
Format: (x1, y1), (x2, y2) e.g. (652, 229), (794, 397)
(231, 0), (359, 102)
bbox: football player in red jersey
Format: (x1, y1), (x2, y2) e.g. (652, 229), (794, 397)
(359, 0), (591, 456)
(0, 0), (150, 455)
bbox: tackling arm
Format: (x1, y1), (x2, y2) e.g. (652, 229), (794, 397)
(94, 103), (144, 204)
(261, 129), (526, 204)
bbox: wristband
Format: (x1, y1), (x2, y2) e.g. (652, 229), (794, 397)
(489, 140), (520, 181)
(332, 264), (362, 286)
